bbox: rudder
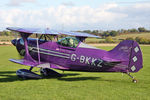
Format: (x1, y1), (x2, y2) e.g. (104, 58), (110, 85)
(128, 41), (143, 72)
(109, 40), (143, 72)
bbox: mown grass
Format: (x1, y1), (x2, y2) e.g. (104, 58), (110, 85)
(0, 46), (150, 100)
(85, 38), (105, 43)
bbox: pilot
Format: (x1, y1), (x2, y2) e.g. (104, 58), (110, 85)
(69, 38), (74, 47)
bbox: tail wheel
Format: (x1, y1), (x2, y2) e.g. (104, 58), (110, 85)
(126, 72), (138, 83)
(132, 79), (138, 83)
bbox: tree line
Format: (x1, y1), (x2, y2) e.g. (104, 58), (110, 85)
(78, 27), (150, 38)
(0, 27), (149, 37)
(0, 30), (13, 36)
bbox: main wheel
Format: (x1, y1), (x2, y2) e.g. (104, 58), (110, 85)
(40, 68), (62, 77)
(16, 69), (42, 79)
(40, 68), (48, 76)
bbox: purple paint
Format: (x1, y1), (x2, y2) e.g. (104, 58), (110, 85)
(7, 27), (143, 74)
(10, 38), (143, 73)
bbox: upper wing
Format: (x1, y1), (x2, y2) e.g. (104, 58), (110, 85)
(7, 27), (60, 35)
(7, 27), (100, 38)
(60, 31), (100, 38)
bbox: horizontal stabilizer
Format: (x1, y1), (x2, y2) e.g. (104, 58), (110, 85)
(104, 61), (121, 66)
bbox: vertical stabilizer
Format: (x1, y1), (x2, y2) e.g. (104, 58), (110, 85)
(109, 40), (143, 72)
(128, 41), (143, 72)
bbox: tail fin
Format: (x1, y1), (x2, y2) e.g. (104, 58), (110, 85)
(109, 40), (143, 72)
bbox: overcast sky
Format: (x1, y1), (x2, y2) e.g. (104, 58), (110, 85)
(0, 0), (150, 31)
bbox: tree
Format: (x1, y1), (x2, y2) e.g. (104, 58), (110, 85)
(83, 30), (91, 33)
(110, 30), (118, 36)
(120, 29), (128, 33)
(138, 27), (147, 32)
(91, 30), (99, 35)
(102, 32), (110, 37)
(128, 28), (138, 33)
(4, 31), (11, 36)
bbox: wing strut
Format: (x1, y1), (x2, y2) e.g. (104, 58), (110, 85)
(20, 33), (37, 63)
(36, 34), (41, 64)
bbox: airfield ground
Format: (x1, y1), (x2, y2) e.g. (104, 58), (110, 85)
(0, 45), (149, 100)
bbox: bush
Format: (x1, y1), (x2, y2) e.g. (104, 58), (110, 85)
(135, 37), (150, 44)
(126, 37), (134, 40)
(137, 37), (150, 44)
(135, 37), (141, 43)
(2, 43), (6, 45)
(105, 36), (114, 43)
(125, 37), (150, 44)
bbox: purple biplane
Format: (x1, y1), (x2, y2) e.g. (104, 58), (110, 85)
(7, 27), (143, 82)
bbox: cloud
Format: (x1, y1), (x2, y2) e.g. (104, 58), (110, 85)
(115, 1), (150, 4)
(0, 3), (150, 30)
(61, 1), (75, 6)
(107, 2), (150, 28)
(7, 0), (36, 6)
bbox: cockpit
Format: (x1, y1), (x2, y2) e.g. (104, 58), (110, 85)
(57, 37), (80, 48)
(15, 35), (81, 49)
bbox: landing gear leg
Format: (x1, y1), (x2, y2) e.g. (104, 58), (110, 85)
(29, 66), (33, 71)
(126, 72), (137, 83)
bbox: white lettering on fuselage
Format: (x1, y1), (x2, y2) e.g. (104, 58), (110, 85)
(97, 59), (103, 67)
(71, 54), (103, 67)
(80, 56), (85, 63)
(85, 57), (91, 65)
(71, 54), (77, 61)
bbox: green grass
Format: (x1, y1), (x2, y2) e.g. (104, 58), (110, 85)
(0, 46), (150, 100)
(85, 38), (105, 43)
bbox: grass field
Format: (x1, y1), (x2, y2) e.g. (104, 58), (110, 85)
(0, 45), (150, 100)
(0, 36), (14, 42)
(114, 32), (150, 40)
(85, 38), (105, 43)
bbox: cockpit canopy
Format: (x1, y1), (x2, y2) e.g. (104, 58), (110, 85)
(17, 36), (80, 48)
(57, 37), (80, 48)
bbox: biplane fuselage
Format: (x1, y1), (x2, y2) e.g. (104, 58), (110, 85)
(7, 27), (143, 82)
(12, 37), (142, 73)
